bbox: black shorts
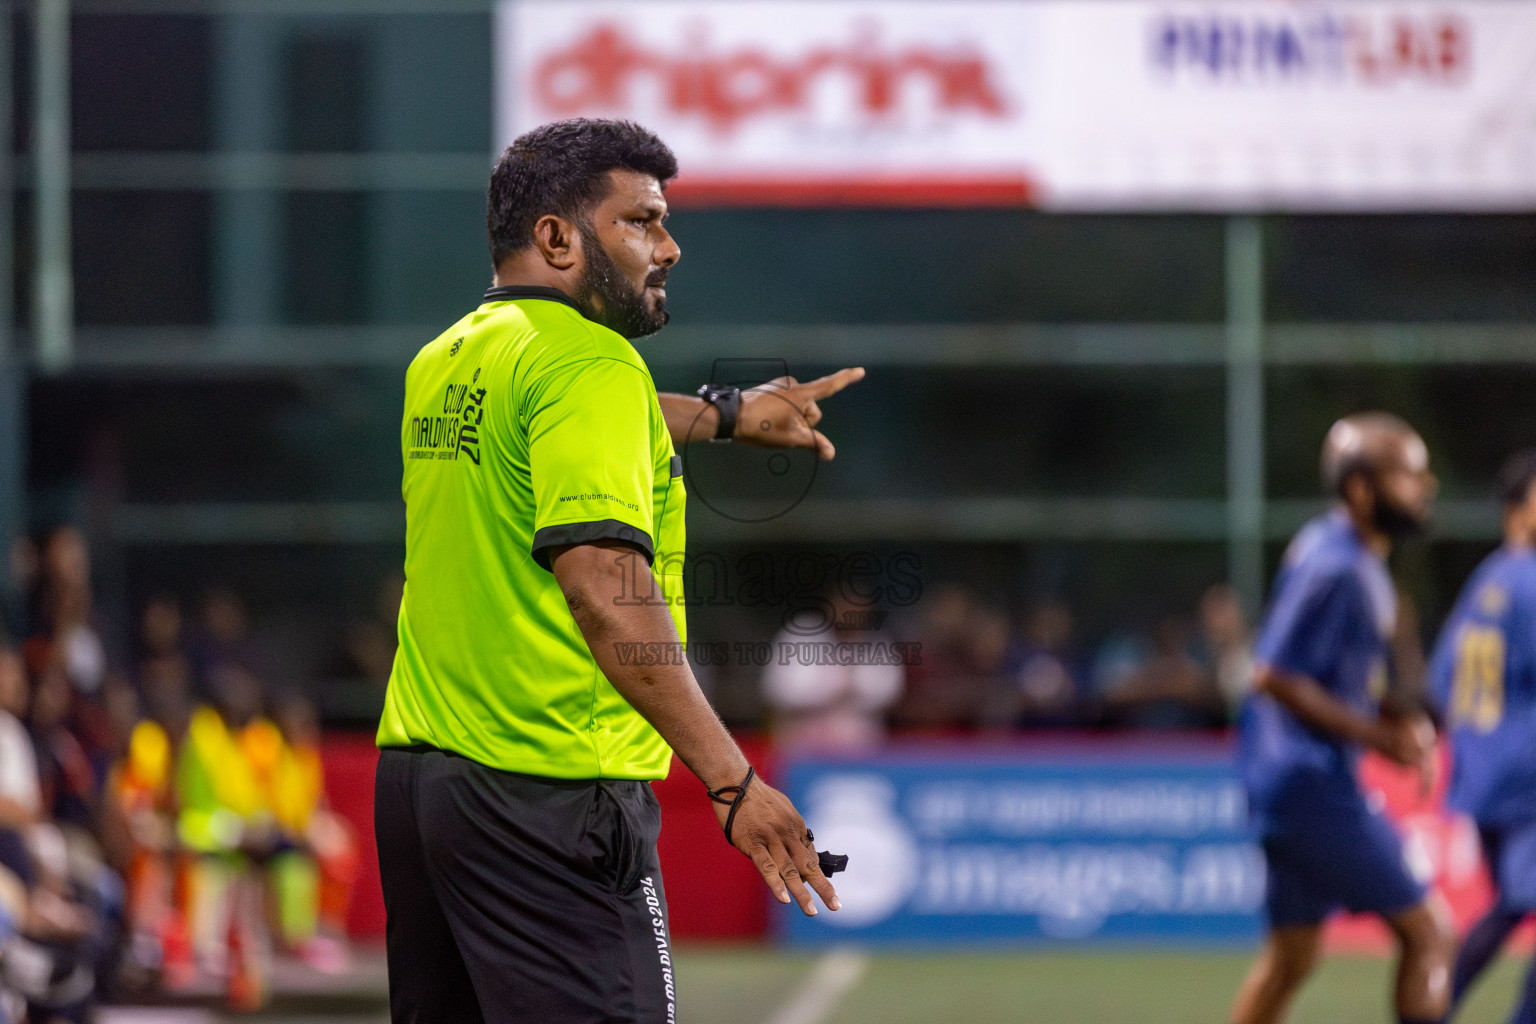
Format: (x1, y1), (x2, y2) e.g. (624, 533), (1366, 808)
(374, 746), (677, 1024)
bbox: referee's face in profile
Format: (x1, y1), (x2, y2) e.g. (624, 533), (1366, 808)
(581, 168), (681, 331)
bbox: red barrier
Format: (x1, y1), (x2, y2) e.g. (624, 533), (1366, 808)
(653, 737), (775, 940)
(319, 734), (775, 942)
(319, 735), (385, 940)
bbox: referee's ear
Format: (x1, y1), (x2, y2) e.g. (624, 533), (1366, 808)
(532, 214), (581, 272)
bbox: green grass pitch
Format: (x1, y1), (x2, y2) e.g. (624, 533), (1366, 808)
(676, 947), (1528, 1024)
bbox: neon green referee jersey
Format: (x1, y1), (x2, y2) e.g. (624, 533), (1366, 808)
(376, 285), (685, 780)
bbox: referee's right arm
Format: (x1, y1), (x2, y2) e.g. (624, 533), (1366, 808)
(550, 540), (842, 917)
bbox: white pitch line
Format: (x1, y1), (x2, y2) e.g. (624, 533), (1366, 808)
(97, 1010), (215, 1024)
(764, 946), (869, 1024)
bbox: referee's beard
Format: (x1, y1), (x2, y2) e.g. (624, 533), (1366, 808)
(576, 225), (669, 340)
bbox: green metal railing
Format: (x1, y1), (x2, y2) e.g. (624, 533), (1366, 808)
(4, 1), (1534, 622)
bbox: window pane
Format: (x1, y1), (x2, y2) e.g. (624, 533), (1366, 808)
(1266, 365), (1536, 500)
(1267, 215), (1536, 323)
(650, 365), (1226, 500)
(666, 211), (1225, 324)
(74, 15), (211, 151)
(283, 30), (368, 152)
(283, 192), (367, 324)
(74, 191), (212, 325)
(30, 371), (404, 504)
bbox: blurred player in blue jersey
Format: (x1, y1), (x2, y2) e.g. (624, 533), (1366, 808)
(1230, 412), (1455, 1024)
(1429, 449), (1536, 1024)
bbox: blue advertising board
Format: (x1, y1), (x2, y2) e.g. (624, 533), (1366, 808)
(782, 744), (1264, 946)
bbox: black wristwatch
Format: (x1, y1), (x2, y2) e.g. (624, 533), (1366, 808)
(695, 384), (741, 441)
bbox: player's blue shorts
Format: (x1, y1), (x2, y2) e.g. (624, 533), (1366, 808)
(1260, 799), (1426, 928)
(1480, 819), (1536, 911)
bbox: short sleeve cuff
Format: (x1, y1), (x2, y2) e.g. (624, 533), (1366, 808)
(531, 519), (655, 572)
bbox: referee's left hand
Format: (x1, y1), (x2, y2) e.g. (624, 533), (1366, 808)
(717, 778), (841, 916)
(737, 368), (865, 460)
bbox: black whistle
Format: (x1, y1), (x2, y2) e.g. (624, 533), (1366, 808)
(817, 850), (849, 876)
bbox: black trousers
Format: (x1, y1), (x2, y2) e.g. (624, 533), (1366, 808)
(375, 747), (677, 1024)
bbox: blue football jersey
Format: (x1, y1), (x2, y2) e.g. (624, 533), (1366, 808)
(1429, 545), (1536, 827)
(1240, 511), (1397, 821)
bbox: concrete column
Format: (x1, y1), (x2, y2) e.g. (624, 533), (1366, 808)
(32, 0), (71, 372)
(0, 2), (23, 569)
(212, 14), (283, 328)
(1225, 215), (1266, 616)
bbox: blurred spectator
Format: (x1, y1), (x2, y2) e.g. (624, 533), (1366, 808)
(892, 584), (989, 731)
(0, 862), (24, 1022)
(2, 537), (38, 645)
(965, 604), (1020, 731)
(239, 708), (308, 960)
(109, 714), (178, 988)
(34, 528), (107, 701)
(1197, 584), (1253, 718)
(136, 595), (191, 700)
(762, 589), (904, 752)
(133, 593), (194, 746)
(1089, 631), (1149, 706)
(27, 653), (100, 837)
(0, 649), (42, 884)
(264, 694), (356, 973)
(190, 590), (263, 698)
(1100, 617), (1226, 729)
(326, 572), (403, 687)
(23, 649), (123, 956)
(0, 646), (111, 1023)
(985, 601), (1084, 728)
(21, 529), (122, 776)
(175, 662), (275, 1008)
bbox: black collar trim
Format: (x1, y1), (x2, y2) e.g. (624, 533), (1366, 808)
(482, 285), (582, 313)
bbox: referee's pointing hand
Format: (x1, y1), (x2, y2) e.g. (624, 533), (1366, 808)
(738, 368), (866, 461)
(715, 778), (841, 916)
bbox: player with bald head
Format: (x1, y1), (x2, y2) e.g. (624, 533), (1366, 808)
(1228, 413), (1454, 1024)
(1320, 412), (1436, 544)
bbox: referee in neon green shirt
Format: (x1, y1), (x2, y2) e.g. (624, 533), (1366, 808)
(375, 119), (862, 1023)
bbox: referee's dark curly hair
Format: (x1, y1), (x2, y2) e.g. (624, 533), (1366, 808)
(487, 118), (679, 267)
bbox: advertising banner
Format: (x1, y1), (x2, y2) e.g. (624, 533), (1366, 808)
(778, 742), (1504, 947)
(780, 746), (1266, 945)
(496, 0), (1536, 210)
(1034, 2), (1536, 210)
(496, 0), (1039, 206)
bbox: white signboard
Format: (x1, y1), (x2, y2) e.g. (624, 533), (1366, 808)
(1033, 2), (1536, 210)
(496, 0), (1536, 210)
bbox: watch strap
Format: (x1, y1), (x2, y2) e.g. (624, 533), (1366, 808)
(695, 384), (741, 441)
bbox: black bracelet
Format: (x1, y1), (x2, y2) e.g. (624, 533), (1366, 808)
(695, 383), (741, 441)
(708, 767), (851, 877)
(705, 765), (755, 846)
